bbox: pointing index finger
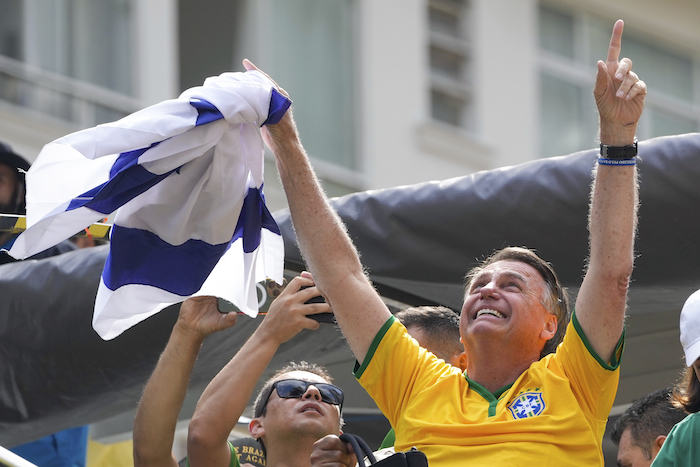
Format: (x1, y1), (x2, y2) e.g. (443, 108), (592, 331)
(606, 20), (624, 66)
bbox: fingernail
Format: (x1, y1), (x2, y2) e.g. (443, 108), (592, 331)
(616, 90), (625, 98)
(615, 73), (623, 80)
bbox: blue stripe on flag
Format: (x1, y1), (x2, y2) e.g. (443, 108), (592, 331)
(103, 224), (229, 294)
(189, 97), (225, 126)
(262, 88), (292, 126)
(233, 186), (281, 253)
(66, 143), (176, 215)
(110, 144), (157, 178)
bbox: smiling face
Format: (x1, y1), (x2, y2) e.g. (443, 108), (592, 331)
(250, 370), (342, 445)
(461, 260), (557, 360)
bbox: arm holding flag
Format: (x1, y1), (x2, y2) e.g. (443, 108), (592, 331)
(187, 276), (330, 467)
(243, 59), (391, 365)
(133, 296), (237, 467)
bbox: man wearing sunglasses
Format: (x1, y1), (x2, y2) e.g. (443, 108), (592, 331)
(133, 276), (335, 467)
(249, 18), (645, 467)
(187, 275), (341, 467)
(254, 375), (344, 420)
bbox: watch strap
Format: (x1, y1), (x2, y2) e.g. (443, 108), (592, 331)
(599, 140), (638, 160)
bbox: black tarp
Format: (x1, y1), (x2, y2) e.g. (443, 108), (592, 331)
(1, 133), (699, 446)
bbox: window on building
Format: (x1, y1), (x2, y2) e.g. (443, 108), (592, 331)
(179, 0), (240, 92)
(0, 0), (22, 60)
(428, 0), (473, 130)
(539, 5), (699, 158)
(0, 0), (136, 126)
(265, 0), (356, 171)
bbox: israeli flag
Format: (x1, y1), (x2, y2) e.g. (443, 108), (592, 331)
(8, 71), (290, 340)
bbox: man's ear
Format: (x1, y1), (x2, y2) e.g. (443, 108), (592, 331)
(451, 350), (468, 372)
(249, 418), (265, 439)
(540, 315), (557, 341)
(651, 434), (667, 457)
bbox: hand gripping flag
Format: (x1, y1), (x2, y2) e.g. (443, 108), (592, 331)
(7, 70), (290, 340)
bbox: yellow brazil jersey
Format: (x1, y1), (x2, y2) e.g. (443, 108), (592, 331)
(354, 312), (623, 467)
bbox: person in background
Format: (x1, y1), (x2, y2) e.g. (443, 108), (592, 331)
(3, 140), (84, 467)
(650, 289), (700, 466)
(611, 387), (687, 467)
(134, 275), (339, 467)
(396, 306), (467, 370)
(0, 140), (77, 264)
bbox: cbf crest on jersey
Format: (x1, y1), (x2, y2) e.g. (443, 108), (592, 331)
(508, 391), (546, 419)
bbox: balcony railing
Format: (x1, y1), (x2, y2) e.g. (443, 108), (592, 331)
(0, 54), (141, 128)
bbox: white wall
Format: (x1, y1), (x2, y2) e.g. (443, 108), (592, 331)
(353, 0), (700, 192)
(356, 0), (539, 190)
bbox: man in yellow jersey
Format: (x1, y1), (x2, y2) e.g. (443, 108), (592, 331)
(250, 17), (645, 467)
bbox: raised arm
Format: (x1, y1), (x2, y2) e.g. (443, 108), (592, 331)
(187, 276), (330, 467)
(575, 20), (646, 362)
(243, 60), (392, 364)
(133, 296), (237, 467)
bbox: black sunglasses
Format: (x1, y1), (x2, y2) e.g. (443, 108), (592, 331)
(261, 378), (344, 413)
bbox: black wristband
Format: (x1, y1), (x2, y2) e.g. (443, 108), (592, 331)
(599, 140), (638, 160)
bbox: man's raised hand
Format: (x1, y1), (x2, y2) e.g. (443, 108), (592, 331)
(177, 296), (238, 339)
(593, 20), (647, 144)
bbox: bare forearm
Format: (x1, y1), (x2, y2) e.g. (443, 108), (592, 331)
(590, 119), (638, 285)
(269, 132), (391, 362)
(576, 128), (638, 360)
(599, 114), (637, 146)
(241, 59), (391, 362)
(187, 329), (280, 466)
(589, 167), (637, 270)
(133, 327), (203, 467)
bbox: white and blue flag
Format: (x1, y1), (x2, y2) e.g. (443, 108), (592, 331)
(8, 71), (290, 340)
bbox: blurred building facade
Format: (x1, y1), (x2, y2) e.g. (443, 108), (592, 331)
(1, 1), (699, 465)
(1, 0), (699, 212)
